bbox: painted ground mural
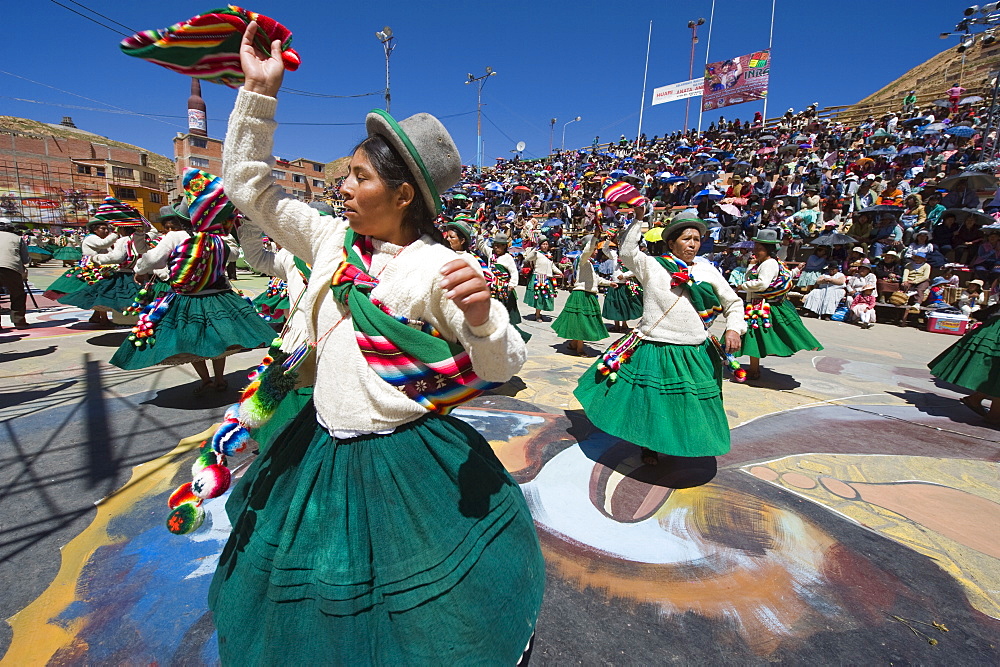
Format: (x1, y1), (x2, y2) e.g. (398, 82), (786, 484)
(3, 348), (1000, 664)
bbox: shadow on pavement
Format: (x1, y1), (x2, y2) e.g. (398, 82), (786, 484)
(745, 367), (801, 390)
(140, 369), (246, 410)
(0, 346), (57, 363)
(485, 375), (528, 397)
(0, 380), (76, 410)
(86, 332), (130, 348)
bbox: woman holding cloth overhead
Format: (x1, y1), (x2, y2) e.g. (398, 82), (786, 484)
(209, 23), (544, 665)
(575, 210), (746, 476)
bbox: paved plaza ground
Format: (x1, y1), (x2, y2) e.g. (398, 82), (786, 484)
(1, 262), (998, 664)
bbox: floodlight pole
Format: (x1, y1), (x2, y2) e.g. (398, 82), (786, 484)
(684, 17), (705, 132)
(467, 67), (497, 174)
(562, 117), (581, 152)
(549, 118), (557, 156)
(376, 27), (395, 113)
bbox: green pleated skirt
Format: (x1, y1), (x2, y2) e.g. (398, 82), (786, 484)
(552, 290), (609, 341)
(523, 274), (555, 311)
(109, 290), (274, 369)
(574, 338), (730, 456)
(58, 271), (139, 312)
(252, 289), (290, 325)
(44, 267), (90, 297)
(737, 299), (823, 358)
(208, 402), (545, 665)
(929, 317), (1000, 396)
(503, 289), (522, 325)
(52, 246), (83, 261)
(602, 284), (643, 321)
(248, 387), (313, 456)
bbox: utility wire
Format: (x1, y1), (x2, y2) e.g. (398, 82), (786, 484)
(61, 0), (137, 33)
(279, 87), (383, 99)
(481, 112), (538, 158)
(48, 0), (130, 36)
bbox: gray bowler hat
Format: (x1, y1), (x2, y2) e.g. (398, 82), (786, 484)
(662, 211), (708, 239)
(752, 228), (782, 244)
(159, 201), (190, 222)
(366, 109), (462, 217)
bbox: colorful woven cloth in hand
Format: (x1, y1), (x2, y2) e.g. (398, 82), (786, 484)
(91, 197), (147, 227)
(119, 5), (301, 88)
(183, 168), (236, 233)
(602, 180), (648, 208)
(330, 230), (500, 414)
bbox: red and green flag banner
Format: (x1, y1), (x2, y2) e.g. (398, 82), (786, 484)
(701, 49), (770, 112)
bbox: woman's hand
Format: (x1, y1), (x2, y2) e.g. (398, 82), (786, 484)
(440, 259), (491, 327)
(723, 329), (741, 353)
(240, 21), (284, 97)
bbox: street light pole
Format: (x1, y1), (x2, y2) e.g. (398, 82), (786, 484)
(684, 18), (705, 132)
(466, 67), (497, 174)
(561, 116), (581, 152)
(549, 118), (557, 156)
(375, 27), (395, 113)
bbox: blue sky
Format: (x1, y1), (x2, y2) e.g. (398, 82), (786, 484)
(5, 1), (965, 167)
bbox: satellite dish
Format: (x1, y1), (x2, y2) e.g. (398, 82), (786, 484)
(516, 141), (526, 152)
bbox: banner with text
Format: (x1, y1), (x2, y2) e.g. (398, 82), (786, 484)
(701, 50), (769, 112)
(651, 78), (703, 105)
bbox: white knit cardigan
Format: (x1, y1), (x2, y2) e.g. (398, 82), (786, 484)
(618, 219), (746, 345)
(223, 89), (526, 434)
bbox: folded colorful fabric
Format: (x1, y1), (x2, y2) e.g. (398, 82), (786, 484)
(120, 5), (300, 88)
(91, 197), (147, 227)
(602, 180), (648, 208)
(183, 168), (236, 233)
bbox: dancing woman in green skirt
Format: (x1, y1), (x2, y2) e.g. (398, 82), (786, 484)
(522, 239), (562, 320)
(737, 229), (823, 380)
(575, 210), (746, 474)
(929, 307), (1000, 423)
(552, 233), (612, 355)
(206, 24), (544, 665)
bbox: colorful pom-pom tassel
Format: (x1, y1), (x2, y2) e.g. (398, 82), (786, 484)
(166, 502), (205, 535)
(212, 419), (249, 455)
(168, 482), (199, 509)
(191, 463), (232, 499)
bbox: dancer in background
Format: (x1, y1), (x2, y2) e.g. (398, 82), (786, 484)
(553, 232), (611, 355)
(575, 210), (745, 476)
(44, 208), (120, 325)
(59, 199), (150, 324)
(738, 229), (822, 380)
(109, 169), (274, 393)
(523, 238), (562, 321)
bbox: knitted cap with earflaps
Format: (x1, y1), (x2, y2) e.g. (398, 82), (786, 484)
(89, 197), (147, 229)
(183, 168), (236, 233)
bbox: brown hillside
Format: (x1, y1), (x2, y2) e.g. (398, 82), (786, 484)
(0, 116), (175, 176)
(837, 41), (1000, 124)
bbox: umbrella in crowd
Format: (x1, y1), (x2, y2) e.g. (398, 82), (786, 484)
(777, 143), (799, 154)
(757, 134), (777, 141)
(729, 240), (755, 249)
(718, 203), (741, 217)
(902, 117), (930, 128)
(858, 204), (904, 216)
(868, 147), (897, 157)
(512, 185), (532, 194)
(960, 96), (985, 105)
(692, 188), (724, 201)
(660, 175), (688, 184)
(943, 208), (994, 225)
(810, 232), (857, 247)
(897, 146), (926, 156)
(484, 182), (504, 192)
(946, 126), (977, 138)
(689, 171), (718, 184)
(731, 161), (752, 174)
(939, 171), (999, 190)
(757, 146), (776, 155)
(643, 227), (666, 242)
(923, 122), (947, 134)
(932, 99), (951, 108)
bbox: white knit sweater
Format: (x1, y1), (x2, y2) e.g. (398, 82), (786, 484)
(618, 220), (746, 344)
(573, 234), (613, 293)
(81, 233), (117, 258)
(239, 222), (310, 353)
(90, 233), (147, 272)
(223, 88), (526, 435)
(523, 248), (562, 278)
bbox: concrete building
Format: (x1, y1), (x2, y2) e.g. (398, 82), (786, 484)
(0, 117), (171, 227)
(173, 132), (328, 202)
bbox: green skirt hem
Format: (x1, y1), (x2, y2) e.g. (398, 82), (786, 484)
(574, 338), (731, 456)
(929, 317), (1000, 395)
(737, 299), (823, 358)
(552, 290), (609, 341)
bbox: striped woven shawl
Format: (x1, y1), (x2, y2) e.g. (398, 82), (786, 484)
(330, 231), (500, 414)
